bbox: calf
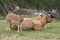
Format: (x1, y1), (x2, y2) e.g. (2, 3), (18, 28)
(6, 11), (24, 32)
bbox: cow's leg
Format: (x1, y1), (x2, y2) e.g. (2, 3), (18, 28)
(17, 25), (20, 32)
(41, 26), (45, 31)
(34, 25), (43, 31)
(8, 21), (11, 31)
(17, 24), (22, 32)
(20, 24), (22, 31)
(9, 23), (11, 31)
(6, 21), (11, 31)
(34, 26), (42, 31)
(40, 25), (45, 31)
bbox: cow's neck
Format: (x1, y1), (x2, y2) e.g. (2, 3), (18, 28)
(40, 17), (47, 25)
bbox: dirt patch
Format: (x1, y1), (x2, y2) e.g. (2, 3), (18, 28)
(0, 34), (60, 40)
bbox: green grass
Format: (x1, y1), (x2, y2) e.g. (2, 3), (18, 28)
(0, 20), (60, 38)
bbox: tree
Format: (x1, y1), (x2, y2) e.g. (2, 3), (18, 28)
(0, 0), (60, 16)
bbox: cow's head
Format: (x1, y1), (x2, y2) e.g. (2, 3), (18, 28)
(40, 13), (53, 23)
(19, 14), (25, 22)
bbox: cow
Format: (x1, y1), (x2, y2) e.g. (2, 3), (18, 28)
(6, 11), (24, 32)
(20, 13), (52, 31)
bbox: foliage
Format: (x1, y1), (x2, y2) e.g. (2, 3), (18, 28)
(0, 0), (60, 16)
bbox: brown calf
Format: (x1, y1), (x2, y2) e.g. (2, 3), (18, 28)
(6, 11), (24, 32)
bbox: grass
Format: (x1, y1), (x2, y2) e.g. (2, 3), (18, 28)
(0, 20), (60, 39)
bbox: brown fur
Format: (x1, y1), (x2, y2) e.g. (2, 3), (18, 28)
(20, 13), (52, 30)
(6, 11), (24, 32)
(9, 13), (52, 31)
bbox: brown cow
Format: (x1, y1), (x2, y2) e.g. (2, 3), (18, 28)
(32, 13), (52, 30)
(6, 11), (24, 32)
(20, 13), (52, 30)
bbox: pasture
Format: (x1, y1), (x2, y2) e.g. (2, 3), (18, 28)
(0, 20), (60, 40)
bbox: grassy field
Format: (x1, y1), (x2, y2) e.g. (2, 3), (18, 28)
(0, 20), (60, 40)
